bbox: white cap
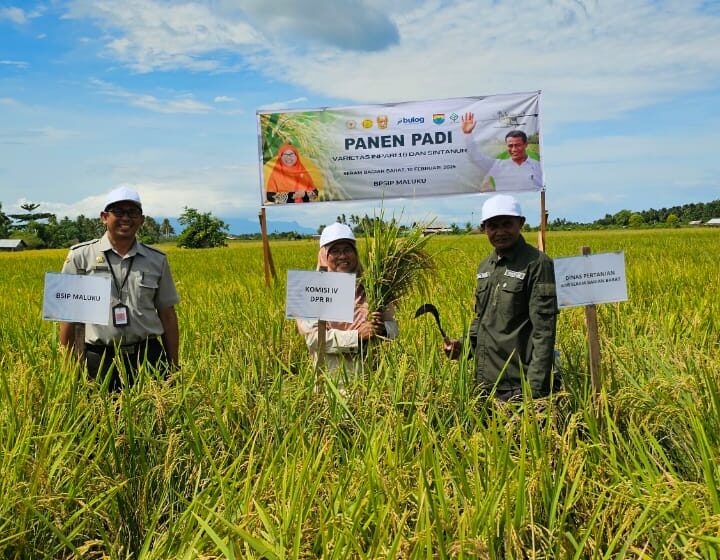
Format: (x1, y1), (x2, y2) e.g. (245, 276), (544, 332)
(104, 186), (142, 210)
(319, 222), (355, 247)
(480, 194), (523, 224)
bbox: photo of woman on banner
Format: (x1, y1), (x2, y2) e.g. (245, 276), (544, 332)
(265, 144), (320, 204)
(461, 112), (543, 192)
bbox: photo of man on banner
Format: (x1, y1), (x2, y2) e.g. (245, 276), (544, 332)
(461, 114), (543, 192)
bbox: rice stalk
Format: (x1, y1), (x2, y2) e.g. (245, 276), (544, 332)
(359, 211), (435, 313)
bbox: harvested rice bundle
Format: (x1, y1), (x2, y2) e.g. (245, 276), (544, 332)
(359, 214), (435, 312)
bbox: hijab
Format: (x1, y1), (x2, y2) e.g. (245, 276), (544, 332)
(266, 144), (316, 201)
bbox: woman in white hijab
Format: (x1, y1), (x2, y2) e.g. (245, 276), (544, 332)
(296, 223), (398, 378)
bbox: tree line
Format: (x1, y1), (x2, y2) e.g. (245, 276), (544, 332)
(3, 198), (717, 249)
(0, 203), (229, 249)
(548, 199), (720, 230)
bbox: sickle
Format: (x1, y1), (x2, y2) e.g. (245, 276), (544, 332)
(414, 303), (448, 341)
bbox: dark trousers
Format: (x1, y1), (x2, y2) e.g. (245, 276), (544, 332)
(478, 386), (552, 402)
(85, 337), (168, 391)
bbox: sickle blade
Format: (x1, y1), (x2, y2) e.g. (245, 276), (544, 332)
(414, 303), (447, 339)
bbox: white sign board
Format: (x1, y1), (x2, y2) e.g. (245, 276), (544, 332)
(554, 252), (628, 309)
(42, 272), (112, 325)
(286, 270), (356, 322)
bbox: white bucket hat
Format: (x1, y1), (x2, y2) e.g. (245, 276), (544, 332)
(104, 186), (142, 211)
(480, 194), (523, 225)
(319, 222), (356, 247)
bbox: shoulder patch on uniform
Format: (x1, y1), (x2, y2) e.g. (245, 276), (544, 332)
(142, 244), (166, 256)
(70, 238), (100, 250)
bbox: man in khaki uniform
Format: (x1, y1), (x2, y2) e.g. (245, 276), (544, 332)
(59, 187), (180, 389)
(444, 194), (558, 400)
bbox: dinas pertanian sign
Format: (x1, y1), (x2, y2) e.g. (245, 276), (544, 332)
(257, 91), (543, 206)
(554, 252), (628, 309)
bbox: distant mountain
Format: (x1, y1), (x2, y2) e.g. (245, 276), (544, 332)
(161, 217), (315, 236)
(225, 217), (315, 235)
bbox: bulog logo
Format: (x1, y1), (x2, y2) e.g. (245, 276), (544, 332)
(396, 116), (424, 125)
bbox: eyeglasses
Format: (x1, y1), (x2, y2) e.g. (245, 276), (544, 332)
(106, 207), (143, 219)
(327, 244), (355, 257)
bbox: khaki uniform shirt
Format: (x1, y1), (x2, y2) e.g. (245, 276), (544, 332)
(62, 233), (180, 345)
(469, 235), (557, 395)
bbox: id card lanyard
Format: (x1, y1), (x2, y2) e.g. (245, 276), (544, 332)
(107, 252), (135, 327)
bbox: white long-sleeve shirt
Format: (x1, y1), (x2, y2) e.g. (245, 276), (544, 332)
(298, 319), (399, 378)
(466, 135), (543, 192)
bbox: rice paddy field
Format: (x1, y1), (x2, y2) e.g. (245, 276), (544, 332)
(1, 228), (719, 559)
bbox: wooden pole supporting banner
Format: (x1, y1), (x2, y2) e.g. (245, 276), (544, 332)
(582, 246), (602, 395)
(538, 189), (547, 253)
(258, 208), (276, 287)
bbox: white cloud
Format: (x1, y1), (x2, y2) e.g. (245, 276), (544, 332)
(68, 0), (264, 72)
(67, 0), (399, 74)
(21, 161), (260, 219)
(0, 6), (27, 24)
(66, 1), (720, 126)
(0, 5), (44, 24)
(0, 126), (79, 144)
(258, 0), (720, 125)
(258, 97), (309, 111)
(91, 79), (215, 114)
(9, 196), (106, 219)
(546, 133), (704, 166)
(214, 95), (236, 103)
(0, 60), (29, 69)
(237, 0), (399, 51)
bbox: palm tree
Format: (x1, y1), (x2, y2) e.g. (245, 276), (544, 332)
(160, 218), (175, 239)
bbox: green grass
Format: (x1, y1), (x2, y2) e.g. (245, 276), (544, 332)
(1, 229), (719, 558)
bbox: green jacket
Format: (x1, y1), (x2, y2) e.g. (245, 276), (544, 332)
(469, 235), (558, 396)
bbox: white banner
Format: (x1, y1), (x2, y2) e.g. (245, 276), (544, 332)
(42, 272), (112, 324)
(286, 270), (356, 322)
(257, 91), (543, 205)
(554, 252), (628, 309)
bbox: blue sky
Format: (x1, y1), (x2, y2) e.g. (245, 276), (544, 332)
(2, 0), (720, 230)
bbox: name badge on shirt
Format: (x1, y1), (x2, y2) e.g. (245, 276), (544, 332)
(476, 272), (490, 279)
(504, 269), (526, 280)
(112, 303), (130, 327)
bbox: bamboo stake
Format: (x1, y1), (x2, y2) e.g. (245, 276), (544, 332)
(582, 246), (602, 395)
(73, 323), (86, 360)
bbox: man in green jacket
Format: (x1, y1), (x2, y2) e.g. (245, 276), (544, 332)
(445, 194), (558, 400)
